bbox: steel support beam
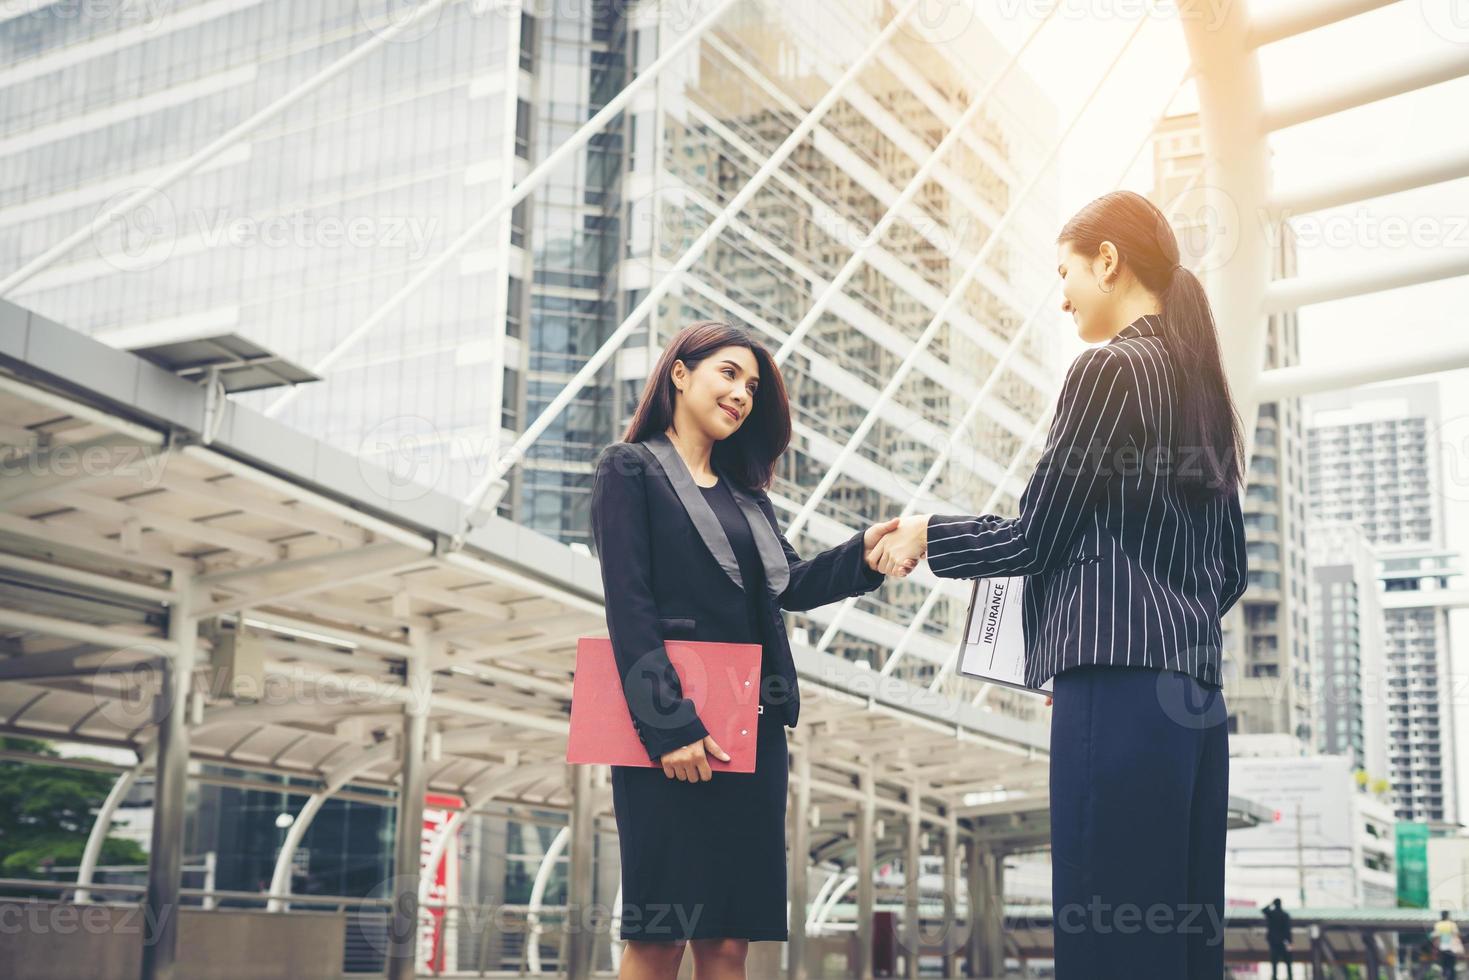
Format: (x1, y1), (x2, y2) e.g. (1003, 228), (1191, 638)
(565, 763), (597, 980)
(139, 585), (196, 980)
(856, 765), (876, 980)
(789, 730), (813, 980)
(385, 652), (430, 980)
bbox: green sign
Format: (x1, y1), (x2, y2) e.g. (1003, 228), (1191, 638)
(1397, 821), (1429, 909)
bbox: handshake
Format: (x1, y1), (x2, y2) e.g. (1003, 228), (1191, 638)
(862, 515), (930, 578)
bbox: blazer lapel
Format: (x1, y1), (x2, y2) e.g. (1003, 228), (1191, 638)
(640, 434), (793, 600)
(719, 468), (791, 599)
(642, 433), (744, 591)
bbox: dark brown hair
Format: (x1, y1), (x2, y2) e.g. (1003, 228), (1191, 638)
(1058, 190), (1245, 497)
(622, 320), (791, 490)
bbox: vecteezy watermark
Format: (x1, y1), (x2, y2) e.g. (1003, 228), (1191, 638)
(357, 415), (450, 505)
(897, 0), (976, 47)
(1277, 207), (1469, 252)
(1053, 896), (1228, 946)
(992, 0), (1238, 31)
(1421, 0), (1469, 44)
(0, 440), (169, 488)
(1158, 182), (1243, 275)
(0, 0), (167, 29)
(624, 177), (706, 277)
(1428, 413), (1469, 506)
(0, 899), (176, 939)
(1153, 662), (1230, 731)
(92, 191), (440, 274)
(357, 0), (714, 45)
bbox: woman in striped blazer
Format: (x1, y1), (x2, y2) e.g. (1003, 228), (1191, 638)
(872, 190), (1249, 978)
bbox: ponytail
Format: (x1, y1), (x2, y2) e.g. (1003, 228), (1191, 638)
(1162, 264), (1245, 497)
(1058, 190), (1245, 498)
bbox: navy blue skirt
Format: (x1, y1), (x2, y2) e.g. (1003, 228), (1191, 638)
(611, 704), (789, 942)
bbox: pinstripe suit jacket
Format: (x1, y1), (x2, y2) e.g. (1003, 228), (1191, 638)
(925, 313), (1247, 689)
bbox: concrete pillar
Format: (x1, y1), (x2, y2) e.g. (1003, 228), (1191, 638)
(941, 811), (959, 979)
(788, 731), (812, 980)
(565, 764), (597, 980)
(855, 766), (876, 980)
(386, 654), (430, 980)
(905, 785), (921, 980)
(140, 585), (197, 980)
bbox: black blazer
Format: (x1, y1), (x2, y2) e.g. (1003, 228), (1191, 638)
(925, 314), (1248, 689)
(589, 432), (886, 761)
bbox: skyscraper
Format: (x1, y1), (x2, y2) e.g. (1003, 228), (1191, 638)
(1309, 519), (1390, 784)
(1307, 383), (1461, 825)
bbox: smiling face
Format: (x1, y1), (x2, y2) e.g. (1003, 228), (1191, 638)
(670, 344), (760, 440)
(1057, 239), (1121, 343)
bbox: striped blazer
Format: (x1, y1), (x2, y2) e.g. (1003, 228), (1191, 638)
(926, 313), (1247, 689)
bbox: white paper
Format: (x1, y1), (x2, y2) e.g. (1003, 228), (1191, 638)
(956, 576), (1052, 695)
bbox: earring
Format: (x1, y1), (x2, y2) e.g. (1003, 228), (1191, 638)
(1099, 275), (1115, 294)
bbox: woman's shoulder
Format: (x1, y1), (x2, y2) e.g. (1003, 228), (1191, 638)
(595, 441), (654, 480)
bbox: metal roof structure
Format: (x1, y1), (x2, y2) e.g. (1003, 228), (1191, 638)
(0, 294), (1056, 882)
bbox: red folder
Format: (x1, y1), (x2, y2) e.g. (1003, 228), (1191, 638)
(567, 636), (763, 772)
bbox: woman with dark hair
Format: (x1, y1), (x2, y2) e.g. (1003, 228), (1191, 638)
(872, 190), (1249, 978)
(589, 320), (913, 979)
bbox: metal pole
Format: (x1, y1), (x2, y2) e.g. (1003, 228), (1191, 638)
(856, 766), (876, 980)
(456, 0), (928, 529)
(1362, 929), (1379, 980)
(565, 764), (597, 980)
(386, 652), (430, 980)
(1297, 801), (1307, 907)
(941, 811), (958, 979)
(965, 840), (982, 978)
(140, 584), (197, 980)
(981, 848), (1005, 978)
(905, 785), (921, 980)
(789, 731), (813, 980)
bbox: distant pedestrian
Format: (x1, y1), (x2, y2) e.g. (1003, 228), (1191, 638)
(1263, 898), (1293, 980)
(1433, 910), (1462, 978)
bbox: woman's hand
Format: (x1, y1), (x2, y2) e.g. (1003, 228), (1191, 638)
(863, 517), (917, 576)
(659, 735), (731, 782)
(870, 514), (928, 575)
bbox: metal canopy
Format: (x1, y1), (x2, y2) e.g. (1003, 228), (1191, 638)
(0, 298), (1053, 834)
(127, 333), (320, 394)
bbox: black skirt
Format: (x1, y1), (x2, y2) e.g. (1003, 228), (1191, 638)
(610, 703), (790, 942)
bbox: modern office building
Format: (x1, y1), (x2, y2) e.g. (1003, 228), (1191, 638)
(1151, 112), (1314, 744)
(1307, 383), (1461, 825)
(1309, 520), (1390, 785)
(0, 0), (1062, 951)
(1226, 753), (1397, 909)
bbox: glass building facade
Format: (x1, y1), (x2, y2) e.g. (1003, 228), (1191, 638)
(0, 0), (1060, 685)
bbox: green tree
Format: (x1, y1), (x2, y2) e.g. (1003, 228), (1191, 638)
(0, 737), (147, 878)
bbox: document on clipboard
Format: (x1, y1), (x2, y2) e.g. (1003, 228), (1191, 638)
(956, 576), (1053, 696)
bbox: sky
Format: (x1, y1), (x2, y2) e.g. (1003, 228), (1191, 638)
(964, 0), (1469, 808)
